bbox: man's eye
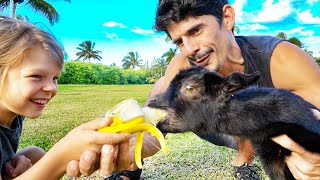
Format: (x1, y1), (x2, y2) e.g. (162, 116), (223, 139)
(186, 84), (194, 92)
(191, 27), (202, 35)
(176, 40), (183, 47)
(31, 75), (42, 78)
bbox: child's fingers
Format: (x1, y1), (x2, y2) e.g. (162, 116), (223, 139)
(93, 132), (131, 145)
(3, 161), (15, 177)
(81, 117), (113, 130)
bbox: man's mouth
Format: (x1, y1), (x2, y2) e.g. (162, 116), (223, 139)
(196, 53), (210, 65)
(188, 49), (214, 66)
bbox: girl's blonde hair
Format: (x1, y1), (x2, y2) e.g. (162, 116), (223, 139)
(0, 16), (64, 96)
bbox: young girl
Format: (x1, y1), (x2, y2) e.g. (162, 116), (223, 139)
(0, 16), (131, 179)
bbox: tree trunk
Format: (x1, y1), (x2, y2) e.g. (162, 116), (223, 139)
(10, 0), (17, 18)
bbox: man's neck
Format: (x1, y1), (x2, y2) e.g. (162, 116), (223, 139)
(219, 37), (245, 76)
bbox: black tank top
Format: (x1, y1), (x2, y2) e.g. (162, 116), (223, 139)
(189, 35), (284, 88)
(235, 35), (284, 88)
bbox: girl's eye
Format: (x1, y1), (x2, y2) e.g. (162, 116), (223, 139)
(186, 84), (194, 92)
(53, 77), (59, 81)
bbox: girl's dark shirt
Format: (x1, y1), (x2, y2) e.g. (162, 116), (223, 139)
(0, 115), (23, 171)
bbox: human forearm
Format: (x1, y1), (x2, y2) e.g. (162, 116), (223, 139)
(14, 144), (68, 180)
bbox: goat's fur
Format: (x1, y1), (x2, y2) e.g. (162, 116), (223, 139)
(149, 66), (320, 180)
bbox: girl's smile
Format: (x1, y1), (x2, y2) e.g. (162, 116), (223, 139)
(0, 46), (61, 127)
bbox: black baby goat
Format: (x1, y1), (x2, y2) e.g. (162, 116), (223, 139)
(148, 66), (320, 180)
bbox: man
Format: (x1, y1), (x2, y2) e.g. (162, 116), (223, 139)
(66, 0), (320, 179)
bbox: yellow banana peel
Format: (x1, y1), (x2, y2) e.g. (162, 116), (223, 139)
(97, 99), (168, 168)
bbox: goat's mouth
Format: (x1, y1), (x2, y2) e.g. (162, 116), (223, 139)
(141, 107), (168, 126)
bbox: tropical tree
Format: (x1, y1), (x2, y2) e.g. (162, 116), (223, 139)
(122, 51), (143, 69)
(162, 48), (178, 65)
(76, 40), (102, 63)
(276, 32), (303, 48)
(154, 57), (167, 77)
(0, 0), (70, 26)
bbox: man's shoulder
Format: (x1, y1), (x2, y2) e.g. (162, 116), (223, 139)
(236, 35), (284, 54)
(235, 35), (280, 40)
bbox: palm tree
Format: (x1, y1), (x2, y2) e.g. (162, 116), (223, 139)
(122, 51), (143, 69)
(0, 0), (70, 26)
(76, 40), (102, 63)
(161, 48), (178, 65)
(276, 32), (303, 48)
(154, 57), (167, 77)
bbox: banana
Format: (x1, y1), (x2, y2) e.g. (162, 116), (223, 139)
(97, 99), (168, 168)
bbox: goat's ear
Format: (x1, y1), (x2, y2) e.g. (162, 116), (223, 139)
(203, 71), (224, 85)
(223, 71), (260, 93)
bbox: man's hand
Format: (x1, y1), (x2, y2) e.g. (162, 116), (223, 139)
(272, 134), (320, 179)
(2, 155), (32, 179)
(66, 132), (161, 177)
(271, 109), (320, 179)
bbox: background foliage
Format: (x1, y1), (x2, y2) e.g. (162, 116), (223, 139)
(59, 62), (151, 84)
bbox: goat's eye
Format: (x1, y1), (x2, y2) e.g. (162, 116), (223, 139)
(186, 84), (194, 92)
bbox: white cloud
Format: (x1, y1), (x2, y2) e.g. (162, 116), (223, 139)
(297, 9), (320, 24)
(131, 26), (154, 36)
(299, 30), (315, 36)
(300, 36), (320, 56)
(231, 0), (248, 23)
(240, 24), (269, 31)
(101, 31), (122, 41)
(306, 0), (319, 5)
(275, 27), (314, 37)
(103, 21), (127, 28)
(252, 0), (292, 23)
(152, 34), (176, 50)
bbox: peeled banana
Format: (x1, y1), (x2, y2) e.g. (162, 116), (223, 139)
(98, 99), (168, 168)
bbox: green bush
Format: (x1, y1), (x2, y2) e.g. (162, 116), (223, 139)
(59, 62), (150, 84)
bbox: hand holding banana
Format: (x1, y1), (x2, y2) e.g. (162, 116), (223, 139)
(98, 99), (168, 168)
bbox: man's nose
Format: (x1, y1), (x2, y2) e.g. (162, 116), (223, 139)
(183, 38), (200, 57)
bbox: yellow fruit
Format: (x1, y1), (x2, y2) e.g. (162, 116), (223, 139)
(135, 132), (144, 168)
(97, 99), (168, 168)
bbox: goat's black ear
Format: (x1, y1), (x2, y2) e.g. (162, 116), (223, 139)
(223, 71), (260, 93)
(203, 71), (224, 85)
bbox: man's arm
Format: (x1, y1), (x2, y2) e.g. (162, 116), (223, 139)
(270, 41), (320, 179)
(270, 41), (320, 108)
(146, 53), (191, 104)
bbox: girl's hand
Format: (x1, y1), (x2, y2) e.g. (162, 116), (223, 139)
(2, 155), (32, 179)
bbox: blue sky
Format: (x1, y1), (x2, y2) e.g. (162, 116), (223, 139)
(1, 0), (320, 66)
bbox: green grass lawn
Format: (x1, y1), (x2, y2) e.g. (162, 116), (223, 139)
(20, 84), (268, 180)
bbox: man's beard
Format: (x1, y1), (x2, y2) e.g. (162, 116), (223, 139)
(187, 48), (214, 62)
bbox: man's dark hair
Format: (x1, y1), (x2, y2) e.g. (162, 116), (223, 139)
(154, 0), (229, 34)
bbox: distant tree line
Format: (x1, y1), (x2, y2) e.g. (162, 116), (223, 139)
(59, 62), (154, 84)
